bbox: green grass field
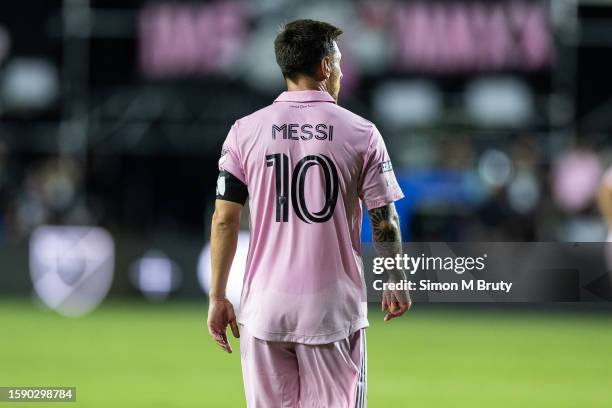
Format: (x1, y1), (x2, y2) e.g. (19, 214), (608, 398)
(1, 300), (612, 407)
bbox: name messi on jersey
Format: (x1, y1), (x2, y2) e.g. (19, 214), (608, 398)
(272, 123), (334, 141)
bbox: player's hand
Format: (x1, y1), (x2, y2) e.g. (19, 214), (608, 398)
(207, 297), (240, 353)
(382, 275), (412, 322)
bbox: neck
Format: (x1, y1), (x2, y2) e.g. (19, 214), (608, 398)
(286, 77), (328, 93)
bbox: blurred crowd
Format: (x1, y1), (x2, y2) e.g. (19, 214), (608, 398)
(390, 133), (611, 242)
(0, 142), (95, 242)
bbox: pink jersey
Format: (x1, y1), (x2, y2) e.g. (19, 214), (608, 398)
(219, 90), (404, 344)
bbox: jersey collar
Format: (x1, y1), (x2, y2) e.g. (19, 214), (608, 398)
(274, 90), (336, 104)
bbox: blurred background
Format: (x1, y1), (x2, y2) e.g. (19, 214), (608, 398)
(1, 1), (612, 407)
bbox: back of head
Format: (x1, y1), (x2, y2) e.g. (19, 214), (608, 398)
(274, 19), (342, 82)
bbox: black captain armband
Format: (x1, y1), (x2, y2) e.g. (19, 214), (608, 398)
(216, 170), (248, 205)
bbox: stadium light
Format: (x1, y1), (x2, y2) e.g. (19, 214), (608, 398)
(465, 77), (533, 127)
(478, 149), (514, 188)
(1, 58), (59, 111)
(129, 249), (182, 302)
(373, 80), (442, 128)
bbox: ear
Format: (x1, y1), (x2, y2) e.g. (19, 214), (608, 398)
(320, 56), (331, 80)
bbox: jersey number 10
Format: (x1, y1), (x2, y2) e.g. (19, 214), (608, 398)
(265, 153), (339, 224)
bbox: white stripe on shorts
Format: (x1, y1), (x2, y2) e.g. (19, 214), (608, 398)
(354, 330), (367, 408)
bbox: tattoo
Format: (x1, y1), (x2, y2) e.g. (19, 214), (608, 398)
(368, 204), (403, 279)
(369, 204), (410, 302)
(368, 204), (401, 243)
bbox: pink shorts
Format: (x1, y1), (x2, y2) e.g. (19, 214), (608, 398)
(240, 325), (367, 408)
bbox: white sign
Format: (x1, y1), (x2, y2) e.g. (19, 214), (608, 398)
(29, 226), (115, 317)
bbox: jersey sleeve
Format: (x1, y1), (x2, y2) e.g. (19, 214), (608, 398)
(359, 125), (404, 210)
(218, 122), (246, 184)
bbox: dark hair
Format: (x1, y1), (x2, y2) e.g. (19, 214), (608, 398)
(274, 19), (343, 81)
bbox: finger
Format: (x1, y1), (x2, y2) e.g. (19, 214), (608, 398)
(386, 302), (411, 321)
(389, 301), (399, 313)
(381, 296), (388, 312)
(218, 332), (232, 353)
(393, 303), (408, 318)
(219, 338), (232, 353)
(212, 330), (233, 353)
(217, 343), (232, 353)
(211, 330), (225, 346)
(230, 319), (240, 338)
(219, 342), (232, 353)
(384, 312), (400, 322)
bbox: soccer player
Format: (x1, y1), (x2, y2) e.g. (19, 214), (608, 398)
(207, 19), (411, 407)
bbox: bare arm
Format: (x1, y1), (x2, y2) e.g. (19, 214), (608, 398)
(207, 199), (243, 353)
(368, 203), (412, 321)
(210, 200), (242, 300)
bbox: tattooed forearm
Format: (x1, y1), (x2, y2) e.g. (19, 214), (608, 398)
(370, 203), (412, 315)
(370, 204), (412, 315)
(369, 204), (400, 242)
(368, 203), (402, 259)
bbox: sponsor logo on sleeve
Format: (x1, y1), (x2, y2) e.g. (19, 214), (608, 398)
(379, 160), (393, 174)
